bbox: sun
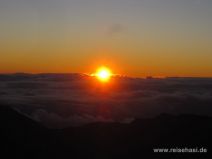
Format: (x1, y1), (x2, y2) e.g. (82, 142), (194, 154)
(95, 66), (112, 82)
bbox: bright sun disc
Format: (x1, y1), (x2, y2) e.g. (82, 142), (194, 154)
(95, 67), (112, 82)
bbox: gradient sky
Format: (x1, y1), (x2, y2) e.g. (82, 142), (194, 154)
(0, 0), (212, 77)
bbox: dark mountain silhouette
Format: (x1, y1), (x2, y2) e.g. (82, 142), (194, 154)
(1, 106), (212, 159)
(0, 73), (90, 82)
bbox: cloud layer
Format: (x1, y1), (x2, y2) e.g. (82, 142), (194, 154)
(1, 74), (212, 128)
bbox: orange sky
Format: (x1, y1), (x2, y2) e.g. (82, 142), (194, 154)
(1, 0), (212, 77)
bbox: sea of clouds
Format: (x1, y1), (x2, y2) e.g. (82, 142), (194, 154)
(0, 74), (212, 128)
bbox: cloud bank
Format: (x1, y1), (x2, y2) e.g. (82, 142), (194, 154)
(1, 74), (212, 128)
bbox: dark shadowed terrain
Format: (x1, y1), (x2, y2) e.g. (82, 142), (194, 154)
(1, 74), (212, 158)
(1, 106), (211, 159)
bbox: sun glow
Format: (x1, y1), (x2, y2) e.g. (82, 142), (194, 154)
(95, 67), (112, 82)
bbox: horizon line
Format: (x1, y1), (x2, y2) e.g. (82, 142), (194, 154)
(1, 72), (212, 79)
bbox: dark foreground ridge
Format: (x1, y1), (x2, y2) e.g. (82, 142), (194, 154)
(1, 106), (211, 159)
